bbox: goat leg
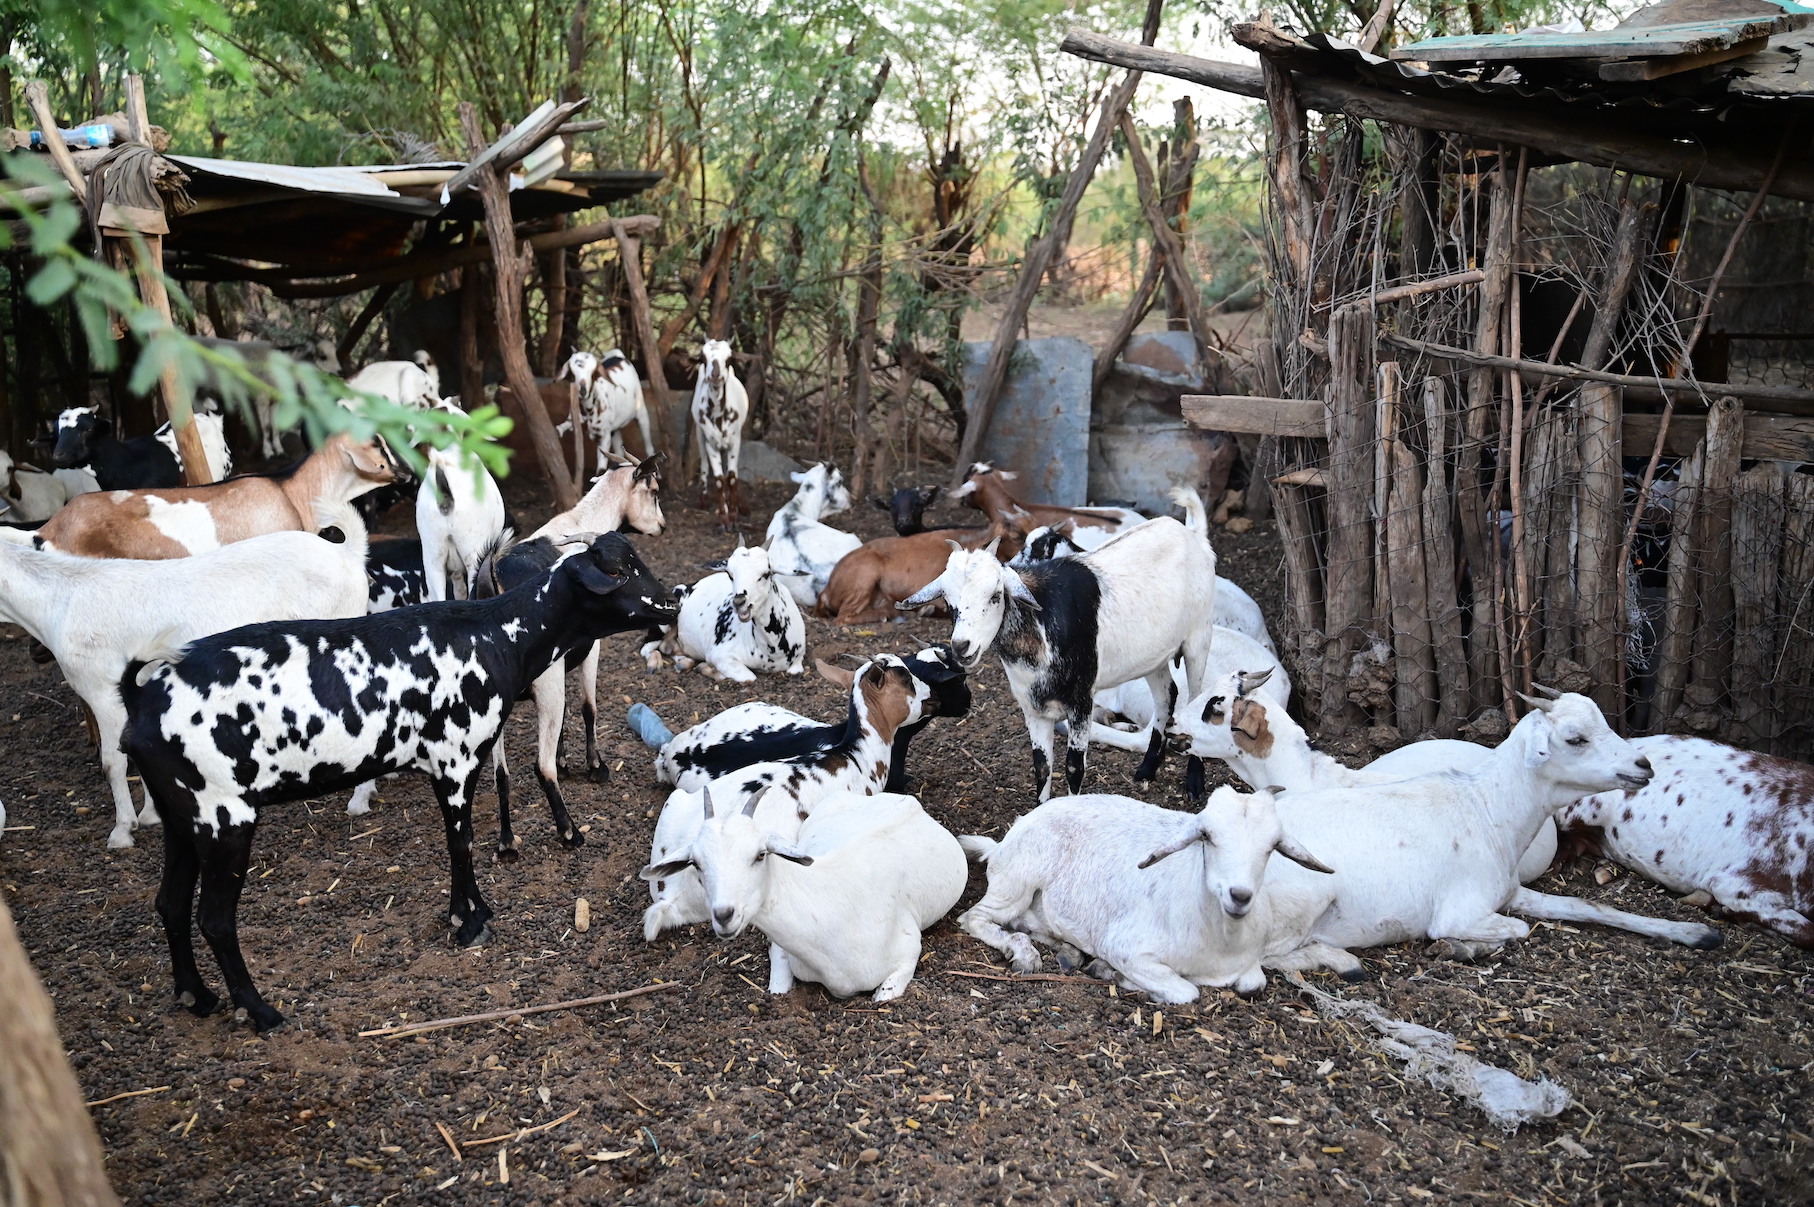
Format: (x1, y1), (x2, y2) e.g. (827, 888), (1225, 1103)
(155, 816), (217, 1017)
(194, 819), (284, 1031)
(434, 765), (495, 947)
(492, 747), (519, 862)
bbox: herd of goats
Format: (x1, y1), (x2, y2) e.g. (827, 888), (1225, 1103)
(0, 341), (1808, 1044)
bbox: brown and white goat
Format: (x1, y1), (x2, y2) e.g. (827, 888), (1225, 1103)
(816, 514), (1029, 626)
(953, 463), (1142, 535)
(34, 433), (399, 559)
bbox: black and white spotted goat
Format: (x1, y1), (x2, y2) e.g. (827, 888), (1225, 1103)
(120, 533), (676, 1032)
(901, 518), (1219, 801)
(630, 643), (971, 794)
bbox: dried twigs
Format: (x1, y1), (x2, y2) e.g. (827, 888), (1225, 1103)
(359, 982), (678, 1039)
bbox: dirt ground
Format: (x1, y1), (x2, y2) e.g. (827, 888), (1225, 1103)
(2, 469), (1810, 1207)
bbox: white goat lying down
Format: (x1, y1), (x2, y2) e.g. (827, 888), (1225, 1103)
(1166, 668), (1555, 884)
(1254, 692), (1721, 980)
(763, 463), (862, 609)
(643, 542), (806, 683)
(1558, 736), (1814, 949)
(641, 655), (928, 941)
(642, 786), (967, 1001)
(1087, 628), (1288, 755)
(959, 787), (1334, 1001)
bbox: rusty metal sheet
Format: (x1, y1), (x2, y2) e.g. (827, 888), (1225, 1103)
(962, 337), (1092, 505)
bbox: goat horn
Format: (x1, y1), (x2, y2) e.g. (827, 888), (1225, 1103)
(1531, 682), (1563, 699)
(701, 784), (716, 820)
(1237, 667), (1275, 697)
(742, 787), (769, 817)
(1274, 834), (1335, 874)
(1515, 691), (1557, 714)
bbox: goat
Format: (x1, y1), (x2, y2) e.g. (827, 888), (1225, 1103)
(1087, 628), (1288, 754)
(1008, 514), (1276, 654)
(417, 406), (507, 601)
(1169, 486), (1275, 652)
(0, 507), (370, 848)
(1165, 667), (1557, 883)
(638, 644), (971, 794)
(691, 339), (749, 527)
(643, 542), (806, 683)
(815, 515), (1029, 626)
(764, 463), (861, 609)
(366, 536), (428, 614)
(345, 352), (439, 408)
(194, 335), (340, 459)
(470, 455), (667, 854)
(1250, 692), (1721, 981)
(49, 406), (230, 489)
(953, 463), (1142, 534)
(901, 517), (1219, 801)
(0, 449), (96, 523)
(120, 533), (676, 1031)
(640, 655), (931, 940)
(1556, 736), (1814, 948)
(641, 786), (967, 1001)
(34, 432), (399, 559)
(0, 894), (123, 1206)
(871, 485), (973, 537)
(558, 349), (653, 467)
(959, 787), (1334, 1000)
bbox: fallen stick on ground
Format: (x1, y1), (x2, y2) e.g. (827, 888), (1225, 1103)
(944, 969), (1108, 985)
(463, 1107), (581, 1148)
(360, 982), (679, 1039)
(86, 1084), (171, 1107)
(434, 1120), (464, 1162)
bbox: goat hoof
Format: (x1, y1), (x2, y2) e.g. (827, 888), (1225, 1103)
(247, 1005), (287, 1033)
(1687, 926), (1722, 950)
(494, 846), (520, 864)
(458, 923), (493, 949)
(560, 828), (587, 850)
(1339, 965), (1369, 983)
(177, 986), (220, 1017)
(591, 761), (611, 785)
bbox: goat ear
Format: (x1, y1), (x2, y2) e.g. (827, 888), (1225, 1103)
(950, 480), (977, 499)
(767, 845), (814, 866)
(571, 557), (628, 596)
(555, 359), (571, 381)
(1274, 835), (1335, 875)
(790, 469), (808, 484)
(814, 658), (856, 689)
(997, 470), (1018, 481)
(1138, 830), (1207, 869)
(921, 485), (941, 505)
(638, 857), (692, 881)
(896, 576), (946, 610)
(1005, 570), (1040, 610)
(1521, 713), (1553, 767)
(1236, 667), (1275, 697)
(870, 495), (890, 510)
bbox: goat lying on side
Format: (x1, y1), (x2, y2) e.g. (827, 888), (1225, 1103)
(640, 655), (930, 940)
(0, 507), (371, 847)
(1165, 667), (1556, 884)
(35, 433), (398, 559)
(816, 515), (1028, 626)
(637, 645), (971, 794)
(643, 543), (806, 683)
(642, 786), (967, 1001)
(0, 449), (96, 523)
(902, 518), (1219, 801)
(1557, 736), (1814, 948)
(953, 463), (1142, 534)
(960, 787), (1334, 1001)
(764, 463), (862, 609)
(121, 534), (676, 1031)
(1252, 692), (1721, 983)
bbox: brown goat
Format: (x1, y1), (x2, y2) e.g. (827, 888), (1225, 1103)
(816, 516), (1028, 626)
(35, 433), (398, 559)
(0, 894), (121, 1207)
(952, 464), (1140, 534)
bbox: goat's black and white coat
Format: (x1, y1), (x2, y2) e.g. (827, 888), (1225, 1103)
(120, 533), (676, 1032)
(51, 405), (231, 488)
(366, 536), (429, 613)
(647, 644), (972, 793)
(902, 518), (1218, 801)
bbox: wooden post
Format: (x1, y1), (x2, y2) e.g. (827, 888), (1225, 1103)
(22, 81), (87, 203)
(1774, 474), (1814, 752)
(129, 239), (212, 484)
(1421, 377), (1469, 734)
(948, 0), (1160, 489)
(1684, 396), (1744, 727)
(459, 103), (577, 510)
(612, 218), (675, 463)
(123, 73), (149, 143)
(1729, 464), (1785, 746)
(1319, 307), (1376, 736)
(1381, 362), (1435, 734)
(1652, 441), (1702, 726)
(1118, 112), (1218, 380)
(1458, 166), (1512, 715)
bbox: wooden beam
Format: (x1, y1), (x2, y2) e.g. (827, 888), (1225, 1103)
(612, 218), (674, 463)
(1118, 111), (1219, 381)
(123, 73), (149, 143)
(460, 103), (577, 510)
(1182, 394), (1326, 438)
(441, 98), (588, 200)
(1057, 29), (1814, 203)
(22, 81), (88, 204)
(129, 239), (212, 483)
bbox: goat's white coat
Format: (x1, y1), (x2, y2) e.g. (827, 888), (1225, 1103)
(648, 545), (806, 683)
(152, 413), (232, 481)
(763, 464), (861, 608)
(559, 350), (653, 467)
(0, 510), (370, 847)
(690, 340), (749, 487)
(416, 410), (507, 601)
(346, 357), (438, 408)
(959, 788), (1333, 1001)
(0, 451), (97, 523)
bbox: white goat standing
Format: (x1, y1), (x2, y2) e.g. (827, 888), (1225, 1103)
(559, 350), (653, 468)
(691, 339), (749, 525)
(641, 786), (968, 1001)
(416, 402), (507, 601)
(901, 517), (1218, 801)
(1257, 692), (1721, 978)
(644, 543), (806, 683)
(764, 463), (862, 609)
(959, 787), (1334, 1001)
(1167, 667), (1556, 884)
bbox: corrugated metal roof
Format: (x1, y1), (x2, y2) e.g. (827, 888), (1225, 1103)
(168, 155), (407, 197)
(1396, 4), (1812, 63)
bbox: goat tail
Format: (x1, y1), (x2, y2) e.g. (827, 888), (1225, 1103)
(626, 702), (674, 749)
(1169, 486), (1209, 535)
(470, 523), (518, 600)
(121, 630), (191, 700)
(957, 835), (998, 862)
